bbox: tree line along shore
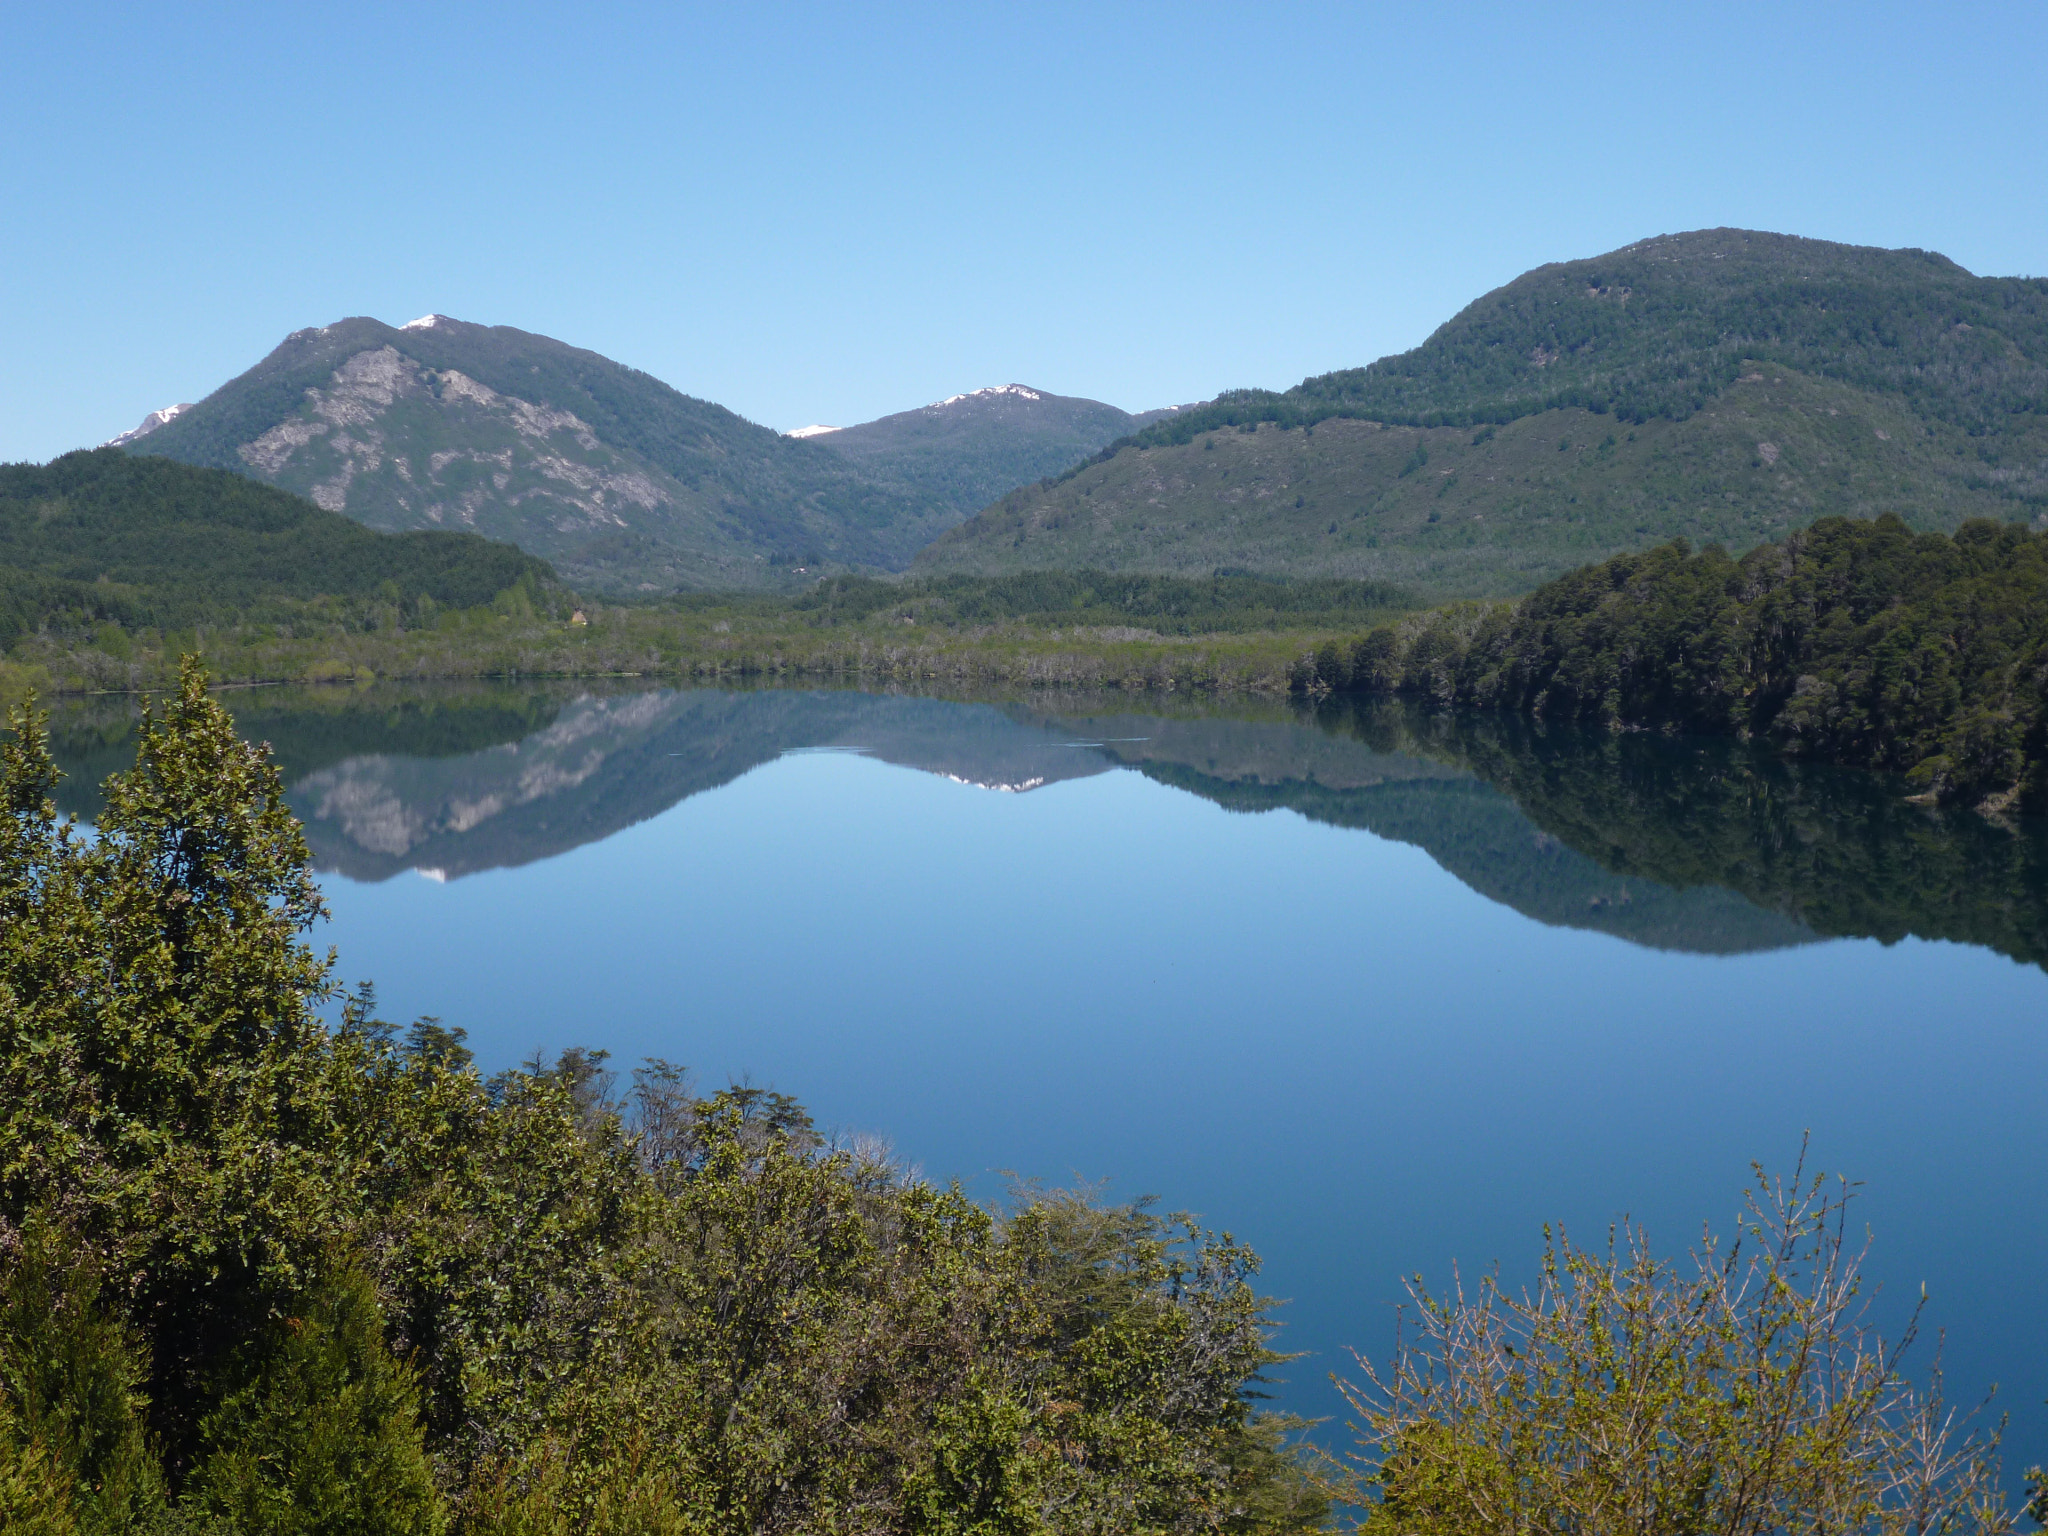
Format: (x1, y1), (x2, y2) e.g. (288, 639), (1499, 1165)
(9, 499), (2046, 811)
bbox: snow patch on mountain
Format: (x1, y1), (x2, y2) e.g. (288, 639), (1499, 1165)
(402, 314), (449, 330)
(928, 385), (1044, 409)
(103, 403), (195, 448)
(786, 424), (843, 438)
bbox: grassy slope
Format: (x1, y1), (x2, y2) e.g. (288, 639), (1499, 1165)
(919, 371), (2048, 595)
(920, 229), (2048, 597)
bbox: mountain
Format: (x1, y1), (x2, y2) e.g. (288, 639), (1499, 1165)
(0, 449), (551, 648)
(916, 229), (2048, 598)
(798, 385), (1182, 516)
(121, 318), (1183, 595)
(127, 314), (969, 593)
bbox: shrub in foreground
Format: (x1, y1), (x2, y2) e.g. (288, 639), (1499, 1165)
(1333, 1156), (2020, 1535)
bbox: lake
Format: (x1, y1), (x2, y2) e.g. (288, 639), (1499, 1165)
(44, 681), (2048, 1475)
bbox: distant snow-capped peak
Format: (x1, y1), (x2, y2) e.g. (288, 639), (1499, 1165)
(402, 314), (450, 331)
(103, 402), (194, 448)
(785, 424), (843, 438)
(928, 384), (1044, 409)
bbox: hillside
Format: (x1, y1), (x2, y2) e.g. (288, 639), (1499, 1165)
(801, 384), (1178, 513)
(0, 449), (552, 648)
(128, 315), (964, 592)
(918, 230), (2048, 596)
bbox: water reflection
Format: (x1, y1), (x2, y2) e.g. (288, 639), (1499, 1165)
(41, 682), (2048, 967)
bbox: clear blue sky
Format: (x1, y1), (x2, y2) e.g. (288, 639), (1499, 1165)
(5, 1), (2043, 462)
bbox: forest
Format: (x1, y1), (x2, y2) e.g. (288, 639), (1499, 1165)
(1105, 230), (2048, 448)
(1307, 514), (2048, 809)
(0, 452), (556, 649)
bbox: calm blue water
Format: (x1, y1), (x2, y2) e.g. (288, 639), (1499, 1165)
(47, 684), (2048, 1475)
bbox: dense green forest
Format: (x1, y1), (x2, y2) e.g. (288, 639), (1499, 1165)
(1114, 229), (2048, 443)
(1305, 514), (2048, 808)
(0, 451), (555, 649)
(0, 667), (1327, 1534)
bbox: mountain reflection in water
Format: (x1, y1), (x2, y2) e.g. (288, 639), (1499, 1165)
(41, 681), (2048, 968)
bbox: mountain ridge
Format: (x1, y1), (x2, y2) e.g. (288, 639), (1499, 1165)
(123, 321), (1163, 595)
(798, 382), (1160, 519)
(917, 229), (2048, 597)
(131, 313), (966, 592)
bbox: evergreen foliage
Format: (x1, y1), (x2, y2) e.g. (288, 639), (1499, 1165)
(1312, 515), (2048, 808)
(183, 1263), (443, 1536)
(1119, 230), (2048, 444)
(0, 450), (553, 648)
(0, 1221), (166, 1534)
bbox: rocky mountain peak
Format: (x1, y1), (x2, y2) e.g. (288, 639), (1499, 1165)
(103, 402), (196, 448)
(928, 385), (1045, 409)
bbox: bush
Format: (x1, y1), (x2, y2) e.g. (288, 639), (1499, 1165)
(0, 1218), (165, 1535)
(1333, 1154), (2015, 1534)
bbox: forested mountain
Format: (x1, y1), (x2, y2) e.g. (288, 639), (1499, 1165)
(802, 384), (1181, 515)
(0, 449), (551, 648)
(918, 229), (2048, 596)
(126, 315), (967, 592)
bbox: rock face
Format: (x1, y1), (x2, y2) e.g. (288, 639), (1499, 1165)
(128, 316), (966, 592)
(234, 343), (662, 532)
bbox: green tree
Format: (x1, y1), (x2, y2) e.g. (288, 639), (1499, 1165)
(0, 1218), (165, 1535)
(2, 663), (1323, 1534)
(182, 1261), (443, 1536)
